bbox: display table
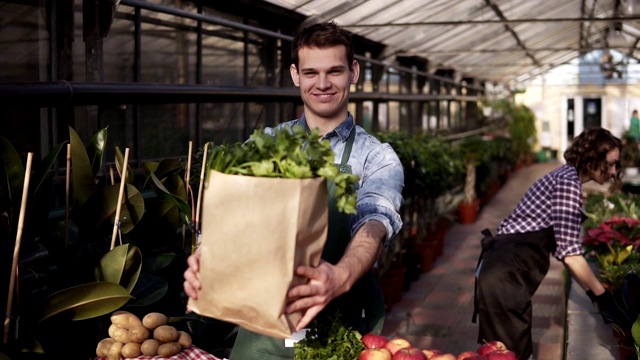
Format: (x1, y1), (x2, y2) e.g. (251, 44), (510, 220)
(96, 345), (221, 360)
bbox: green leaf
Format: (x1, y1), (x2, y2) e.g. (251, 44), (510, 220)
(150, 172), (191, 223)
(0, 134), (25, 209)
(69, 126), (97, 207)
(0, 351), (12, 360)
(632, 314), (640, 346)
(37, 282), (132, 323)
(142, 252), (178, 273)
(127, 273), (168, 308)
(95, 244), (142, 293)
(87, 126), (108, 177)
(33, 141), (67, 196)
(80, 184), (144, 234)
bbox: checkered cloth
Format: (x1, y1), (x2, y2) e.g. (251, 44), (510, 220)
(96, 345), (221, 360)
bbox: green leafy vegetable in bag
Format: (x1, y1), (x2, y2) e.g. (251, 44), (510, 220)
(294, 312), (364, 360)
(206, 125), (359, 214)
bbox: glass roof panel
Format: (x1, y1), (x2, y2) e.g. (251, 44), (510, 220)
(261, 0), (640, 84)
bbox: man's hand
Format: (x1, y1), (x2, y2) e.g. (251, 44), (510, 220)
(285, 260), (350, 331)
(183, 250), (202, 302)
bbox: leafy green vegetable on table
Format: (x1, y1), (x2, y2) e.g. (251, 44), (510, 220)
(294, 312), (365, 360)
(206, 125), (359, 214)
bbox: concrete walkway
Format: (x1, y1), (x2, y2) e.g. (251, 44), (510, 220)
(381, 162), (621, 359)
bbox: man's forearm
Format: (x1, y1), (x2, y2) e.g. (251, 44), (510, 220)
(335, 220), (386, 293)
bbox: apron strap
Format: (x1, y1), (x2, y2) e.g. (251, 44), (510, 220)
(338, 126), (355, 171)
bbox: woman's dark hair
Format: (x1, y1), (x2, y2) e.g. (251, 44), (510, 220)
(291, 21), (354, 70)
(564, 127), (623, 188)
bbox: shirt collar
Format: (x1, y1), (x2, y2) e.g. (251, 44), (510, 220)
(298, 113), (355, 142)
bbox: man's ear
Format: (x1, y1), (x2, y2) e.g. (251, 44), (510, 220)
(351, 60), (360, 84)
(290, 64), (300, 87)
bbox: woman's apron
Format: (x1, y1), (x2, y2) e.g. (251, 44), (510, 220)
(230, 128), (385, 360)
(473, 227), (557, 360)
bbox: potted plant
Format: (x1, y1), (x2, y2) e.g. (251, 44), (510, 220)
(507, 105), (537, 169)
(456, 136), (488, 224)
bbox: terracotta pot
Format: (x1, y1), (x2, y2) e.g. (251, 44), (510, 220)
(381, 263), (406, 310)
(414, 241), (436, 273)
(432, 220), (448, 257)
(458, 198), (481, 224)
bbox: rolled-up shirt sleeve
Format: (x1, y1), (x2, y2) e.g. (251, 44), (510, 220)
(350, 142), (404, 247)
(552, 177), (584, 260)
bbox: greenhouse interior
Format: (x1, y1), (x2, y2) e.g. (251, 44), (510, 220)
(2, 0), (640, 359)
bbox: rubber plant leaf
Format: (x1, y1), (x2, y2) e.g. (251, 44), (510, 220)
(115, 146), (135, 184)
(632, 314), (640, 347)
(69, 126), (97, 207)
(33, 141), (67, 196)
(81, 183), (144, 234)
(150, 172), (191, 224)
(36, 281), (132, 323)
(127, 273), (169, 308)
(142, 158), (183, 188)
(0, 135), (25, 209)
(95, 243), (142, 293)
(87, 126), (108, 177)
(142, 252), (178, 273)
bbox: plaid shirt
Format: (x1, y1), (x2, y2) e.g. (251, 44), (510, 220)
(496, 164), (584, 260)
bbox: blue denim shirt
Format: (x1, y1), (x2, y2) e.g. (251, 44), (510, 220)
(264, 113), (404, 246)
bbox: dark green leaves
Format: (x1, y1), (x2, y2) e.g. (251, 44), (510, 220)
(37, 282), (132, 323)
(294, 313), (364, 360)
(207, 125), (359, 214)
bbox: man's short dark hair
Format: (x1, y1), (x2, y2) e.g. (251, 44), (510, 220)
(291, 21), (354, 69)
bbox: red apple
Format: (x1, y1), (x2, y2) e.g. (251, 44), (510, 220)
(457, 351), (485, 360)
(392, 347), (427, 360)
(362, 333), (390, 349)
(422, 349), (442, 359)
(384, 337), (412, 355)
(459, 356), (488, 360)
(360, 347), (393, 360)
(485, 349), (516, 360)
(430, 353), (457, 360)
(477, 341), (507, 356)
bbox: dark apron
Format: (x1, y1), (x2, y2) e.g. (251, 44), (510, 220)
(230, 127), (385, 360)
(473, 227), (557, 360)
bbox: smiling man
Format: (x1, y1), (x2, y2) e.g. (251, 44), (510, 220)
(183, 21), (404, 359)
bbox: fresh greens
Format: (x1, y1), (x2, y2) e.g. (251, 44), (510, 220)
(294, 313), (365, 360)
(206, 125), (359, 214)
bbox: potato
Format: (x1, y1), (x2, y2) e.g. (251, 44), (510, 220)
(177, 331), (192, 349)
(128, 324), (150, 342)
(110, 327), (132, 343)
(153, 324), (179, 342)
(121, 342), (142, 358)
(108, 324), (119, 338)
(140, 339), (161, 356)
(96, 337), (116, 358)
(142, 312), (168, 330)
(106, 341), (124, 360)
(111, 310), (142, 329)
(157, 342), (182, 357)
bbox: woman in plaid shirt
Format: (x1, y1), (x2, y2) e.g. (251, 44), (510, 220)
(474, 127), (629, 360)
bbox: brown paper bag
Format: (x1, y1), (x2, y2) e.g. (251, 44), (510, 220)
(187, 170), (328, 339)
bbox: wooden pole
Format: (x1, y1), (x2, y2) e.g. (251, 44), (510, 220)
(4, 152), (33, 344)
(110, 148), (130, 251)
(65, 144), (71, 247)
(193, 143), (208, 254)
(182, 141), (193, 251)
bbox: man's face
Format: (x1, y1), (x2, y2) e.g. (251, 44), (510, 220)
(290, 45), (359, 123)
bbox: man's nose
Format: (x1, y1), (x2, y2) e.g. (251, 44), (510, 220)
(316, 74), (330, 89)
